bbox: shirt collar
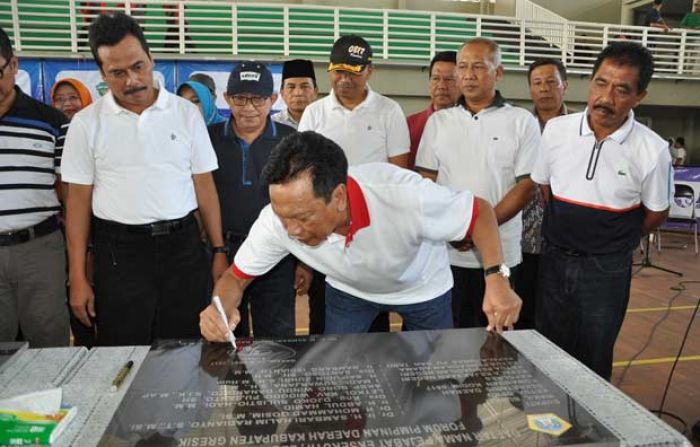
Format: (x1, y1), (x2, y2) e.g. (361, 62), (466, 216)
(330, 86), (375, 111)
(224, 114), (277, 140)
(580, 107), (636, 144)
(104, 81), (168, 115)
(344, 175), (371, 248)
(532, 103), (570, 129)
(279, 109), (299, 126)
(457, 89), (507, 113)
(5, 85), (29, 112)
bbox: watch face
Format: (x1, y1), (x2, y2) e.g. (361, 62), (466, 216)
(499, 264), (511, 278)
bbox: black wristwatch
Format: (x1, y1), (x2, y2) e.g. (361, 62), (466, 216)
(212, 246), (229, 255)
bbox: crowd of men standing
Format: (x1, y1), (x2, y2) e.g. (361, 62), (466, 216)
(0, 10), (672, 381)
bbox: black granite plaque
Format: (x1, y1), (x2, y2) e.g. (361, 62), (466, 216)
(99, 329), (619, 446)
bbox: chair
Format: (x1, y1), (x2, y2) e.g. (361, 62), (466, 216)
(657, 183), (698, 255)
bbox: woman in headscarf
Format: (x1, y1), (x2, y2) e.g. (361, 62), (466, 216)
(177, 80), (225, 126)
(50, 78), (95, 348)
(51, 78), (92, 120)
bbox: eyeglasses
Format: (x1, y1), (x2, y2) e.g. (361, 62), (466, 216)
(54, 95), (81, 106)
(0, 59), (12, 80)
(231, 95), (268, 107)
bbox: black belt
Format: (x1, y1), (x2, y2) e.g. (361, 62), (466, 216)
(548, 242), (591, 257)
(0, 215), (61, 247)
(94, 212), (196, 237)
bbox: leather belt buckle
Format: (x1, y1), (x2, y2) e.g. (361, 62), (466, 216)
(150, 222), (171, 236)
(0, 230), (31, 246)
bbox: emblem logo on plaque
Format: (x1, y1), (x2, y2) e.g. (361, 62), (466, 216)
(527, 413), (572, 436)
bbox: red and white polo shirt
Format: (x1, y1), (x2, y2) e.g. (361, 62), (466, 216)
(232, 163), (478, 305)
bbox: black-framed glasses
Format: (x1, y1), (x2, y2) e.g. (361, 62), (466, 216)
(231, 95), (267, 107)
(0, 59), (12, 80)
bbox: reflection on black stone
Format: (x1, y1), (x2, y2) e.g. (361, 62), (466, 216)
(99, 329), (619, 446)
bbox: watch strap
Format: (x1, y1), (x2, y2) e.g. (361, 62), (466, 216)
(483, 264), (501, 276)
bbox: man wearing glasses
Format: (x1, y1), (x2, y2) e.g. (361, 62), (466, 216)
(0, 27), (70, 347)
(207, 61), (298, 338)
(61, 12), (227, 346)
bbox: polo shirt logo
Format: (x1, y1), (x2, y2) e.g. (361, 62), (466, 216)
(240, 71), (261, 82)
(171, 133), (176, 140)
(617, 170), (627, 176)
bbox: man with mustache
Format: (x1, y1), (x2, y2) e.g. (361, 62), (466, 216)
(406, 51), (460, 170)
(298, 35), (411, 334)
(272, 59), (318, 129)
(208, 61), (297, 339)
(513, 58), (570, 330)
(416, 38), (540, 330)
(61, 12), (227, 345)
(531, 41), (672, 380)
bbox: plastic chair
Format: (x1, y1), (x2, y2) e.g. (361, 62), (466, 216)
(657, 183), (698, 255)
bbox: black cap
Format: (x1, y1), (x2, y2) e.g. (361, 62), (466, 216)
(282, 59), (316, 83)
(328, 35), (373, 73)
(226, 61), (273, 97)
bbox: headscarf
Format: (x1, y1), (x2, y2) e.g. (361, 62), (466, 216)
(177, 80), (226, 126)
(50, 78), (93, 108)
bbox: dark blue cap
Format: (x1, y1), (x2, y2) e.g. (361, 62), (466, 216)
(226, 61), (274, 96)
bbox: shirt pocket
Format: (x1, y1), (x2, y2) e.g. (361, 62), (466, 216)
(487, 135), (516, 175)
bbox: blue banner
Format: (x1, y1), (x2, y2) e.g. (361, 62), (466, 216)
(16, 58), (43, 101)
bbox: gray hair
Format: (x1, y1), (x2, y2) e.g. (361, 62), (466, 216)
(459, 37), (502, 67)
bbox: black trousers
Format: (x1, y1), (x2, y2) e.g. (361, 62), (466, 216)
(537, 243), (632, 380)
(451, 265), (518, 328)
(92, 215), (209, 346)
(512, 252), (539, 330)
(232, 254), (296, 339)
(307, 270), (390, 335)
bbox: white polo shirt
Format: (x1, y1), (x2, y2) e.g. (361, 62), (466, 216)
(415, 94), (540, 269)
(298, 88), (410, 165)
(61, 86), (218, 224)
(532, 109), (673, 254)
(232, 163), (478, 305)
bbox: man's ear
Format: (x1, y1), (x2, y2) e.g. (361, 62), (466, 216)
(634, 89), (648, 108)
(333, 183), (348, 212)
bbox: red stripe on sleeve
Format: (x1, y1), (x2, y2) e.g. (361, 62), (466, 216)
(465, 196), (479, 238)
(231, 263), (256, 280)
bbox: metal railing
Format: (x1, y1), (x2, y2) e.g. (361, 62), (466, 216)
(2, 0), (700, 78)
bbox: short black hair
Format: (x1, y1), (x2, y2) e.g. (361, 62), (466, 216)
(653, 0), (663, 5)
(0, 27), (13, 63)
(262, 131), (348, 203)
(527, 58), (567, 84)
(676, 137), (685, 146)
(88, 12), (150, 69)
(428, 51), (457, 78)
(591, 41), (654, 92)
